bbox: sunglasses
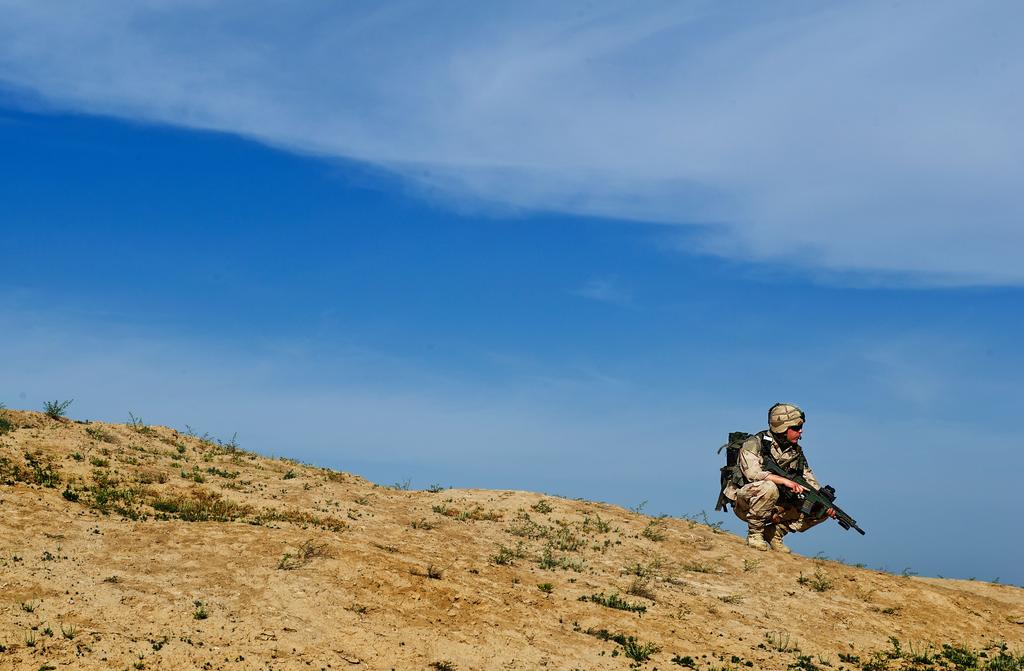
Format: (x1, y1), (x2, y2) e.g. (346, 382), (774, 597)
(788, 424), (804, 432)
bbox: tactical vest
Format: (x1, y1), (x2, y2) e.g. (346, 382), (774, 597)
(715, 430), (807, 511)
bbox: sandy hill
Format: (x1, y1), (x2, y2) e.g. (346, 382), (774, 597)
(1, 408), (1022, 671)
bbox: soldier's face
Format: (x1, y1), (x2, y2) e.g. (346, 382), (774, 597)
(786, 424), (804, 443)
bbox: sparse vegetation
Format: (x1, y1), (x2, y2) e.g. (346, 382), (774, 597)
(537, 545), (585, 572)
(531, 499), (554, 513)
(642, 519), (666, 541)
(579, 591), (647, 614)
(86, 426), (119, 443)
(626, 576), (657, 601)
(151, 489), (250, 522)
(582, 513), (612, 533)
(586, 628), (660, 662)
(681, 561), (719, 574)
(797, 567), (834, 592)
(843, 639), (1024, 671)
(681, 510), (725, 533)
(1, 452), (62, 488)
(491, 543), (524, 566)
(0, 409), (1020, 670)
(277, 539), (331, 570)
(765, 631), (799, 653)
(43, 399), (73, 420)
(205, 466), (239, 479)
(432, 503), (502, 522)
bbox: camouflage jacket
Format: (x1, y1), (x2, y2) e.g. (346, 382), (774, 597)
(723, 430), (821, 500)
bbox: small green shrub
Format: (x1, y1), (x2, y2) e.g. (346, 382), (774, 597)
(789, 655), (820, 671)
(941, 643), (978, 669)
(582, 513), (612, 533)
(491, 543), (523, 565)
(86, 426), (118, 443)
(586, 628), (660, 662)
(531, 499), (554, 514)
(277, 539), (331, 570)
(797, 567), (833, 592)
(24, 453), (61, 487)
(765, 631), (798, 653)
(579, 591), (647, 614)
(642, 519), (666, 541)
(43, 399), (73, 419)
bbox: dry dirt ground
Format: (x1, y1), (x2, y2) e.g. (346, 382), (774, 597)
(1, 409), (1022, 671)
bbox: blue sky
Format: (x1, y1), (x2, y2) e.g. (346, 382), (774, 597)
(2, 2), (1022, 585)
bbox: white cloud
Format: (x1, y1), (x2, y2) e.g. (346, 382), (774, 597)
(572, 276), (632, 307)
(1, 1), (1023, 283)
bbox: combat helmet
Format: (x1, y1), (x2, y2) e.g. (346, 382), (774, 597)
(768, 403), (804, 434)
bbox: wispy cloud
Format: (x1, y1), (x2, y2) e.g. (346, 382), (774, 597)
(1, 2), (1022, 285)
(572, 276), (632, 307)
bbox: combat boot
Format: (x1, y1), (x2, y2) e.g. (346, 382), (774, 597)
(746, 524), (769, 551)
(766, 525), (791, 554)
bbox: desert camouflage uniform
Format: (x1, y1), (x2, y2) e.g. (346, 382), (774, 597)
(723, 431), (827, 537)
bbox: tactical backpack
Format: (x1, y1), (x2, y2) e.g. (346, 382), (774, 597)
(714, 431), (753, 512)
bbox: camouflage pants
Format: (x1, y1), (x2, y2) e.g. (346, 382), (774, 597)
(732, 480), (827, 534)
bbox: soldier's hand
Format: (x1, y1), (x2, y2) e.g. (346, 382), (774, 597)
(826, 508), (836, 518)
(785, 480), (805, 494)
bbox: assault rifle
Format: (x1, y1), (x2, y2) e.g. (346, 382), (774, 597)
(761, 452), (866, 535)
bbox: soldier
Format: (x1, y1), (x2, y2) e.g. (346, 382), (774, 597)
(722, 403), (835, 552)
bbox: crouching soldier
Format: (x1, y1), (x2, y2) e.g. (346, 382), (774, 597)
(722, 403), (835, 552)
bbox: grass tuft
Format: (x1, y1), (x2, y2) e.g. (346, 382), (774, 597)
(796, 567), (834, 592)
(579, 591), (647, 614)
(586, 628), (660, 662)
(277, 539), (331, 570)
